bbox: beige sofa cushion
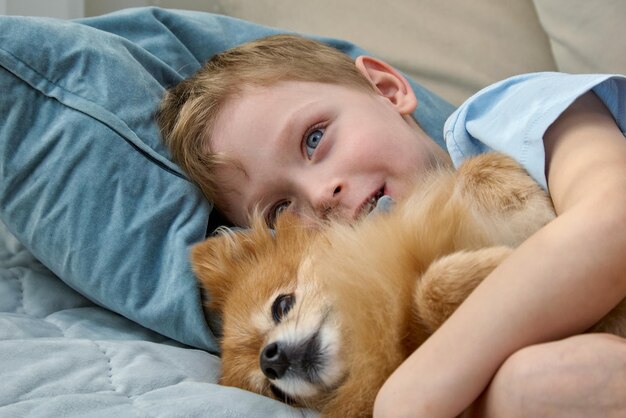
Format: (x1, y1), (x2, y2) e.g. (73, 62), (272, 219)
(197, 0), (558, 105)
(532, 0), (626, 74)
(92, 1), (624, 104)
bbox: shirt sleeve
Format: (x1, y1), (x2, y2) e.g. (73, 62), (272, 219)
(444, 72), (626, 190)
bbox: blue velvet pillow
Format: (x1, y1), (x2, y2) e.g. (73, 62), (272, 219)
(0, 7), (454, 351)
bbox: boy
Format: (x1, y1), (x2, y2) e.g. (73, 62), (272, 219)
(157, 35), (626, 417)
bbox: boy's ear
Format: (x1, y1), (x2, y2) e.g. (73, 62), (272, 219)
(355, 55), (418, 115)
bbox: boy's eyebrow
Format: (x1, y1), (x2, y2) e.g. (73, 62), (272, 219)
(277, 98), (323, 148)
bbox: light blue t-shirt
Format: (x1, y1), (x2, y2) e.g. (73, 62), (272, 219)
(444, 73), (626, 190)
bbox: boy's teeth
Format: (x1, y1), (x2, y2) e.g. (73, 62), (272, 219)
(371, 190), (383, 204)
(362, 189), (384, 215)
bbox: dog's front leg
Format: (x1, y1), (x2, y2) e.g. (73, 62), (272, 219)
(413, 246), (513, 334)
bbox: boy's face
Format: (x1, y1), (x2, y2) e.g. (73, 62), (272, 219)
(210, 79), (449, 227)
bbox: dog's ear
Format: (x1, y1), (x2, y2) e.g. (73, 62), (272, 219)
(190, 221), (273, 312)
(191, 231), (248, 313)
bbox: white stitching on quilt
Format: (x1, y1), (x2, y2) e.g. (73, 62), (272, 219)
(90, 341), (157, 418)
(17, 273), (25, 315)
(5, 269), (26, 315)
(91, 341), (121, 396)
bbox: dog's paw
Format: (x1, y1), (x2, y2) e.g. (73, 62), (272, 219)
(413, 246), (513, 333)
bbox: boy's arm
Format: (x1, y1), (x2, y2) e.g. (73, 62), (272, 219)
(373, 91), (626, 418)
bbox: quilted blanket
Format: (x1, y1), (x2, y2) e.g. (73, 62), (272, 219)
(0, 220), (314, 417)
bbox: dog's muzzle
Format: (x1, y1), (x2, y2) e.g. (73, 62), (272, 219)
(260, 332), (323, 383)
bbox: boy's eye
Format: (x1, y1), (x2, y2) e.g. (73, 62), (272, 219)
(304, 128), (324, 158)
(267, 201), (290, 227)
(271, 293), (295, 323)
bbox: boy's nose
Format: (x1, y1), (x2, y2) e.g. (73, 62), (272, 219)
(311, 183), (343, 220)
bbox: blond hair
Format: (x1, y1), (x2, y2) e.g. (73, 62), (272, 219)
(156, 34), (375, 206)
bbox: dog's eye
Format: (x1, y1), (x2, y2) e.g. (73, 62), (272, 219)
(271, 293), (295, 323)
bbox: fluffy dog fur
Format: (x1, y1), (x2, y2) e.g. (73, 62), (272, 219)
(192, 153), (626, 418)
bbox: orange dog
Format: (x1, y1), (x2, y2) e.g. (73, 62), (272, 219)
(192, 153), (625, 418)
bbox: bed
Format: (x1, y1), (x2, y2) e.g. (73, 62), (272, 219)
(1, 219), (298, 417)
(1, 3), (624, 417)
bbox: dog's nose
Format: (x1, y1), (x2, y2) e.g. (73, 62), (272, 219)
(260, 342), (289, 380)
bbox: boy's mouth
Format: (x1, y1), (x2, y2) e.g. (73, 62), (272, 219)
(357, 186), (385, 218)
